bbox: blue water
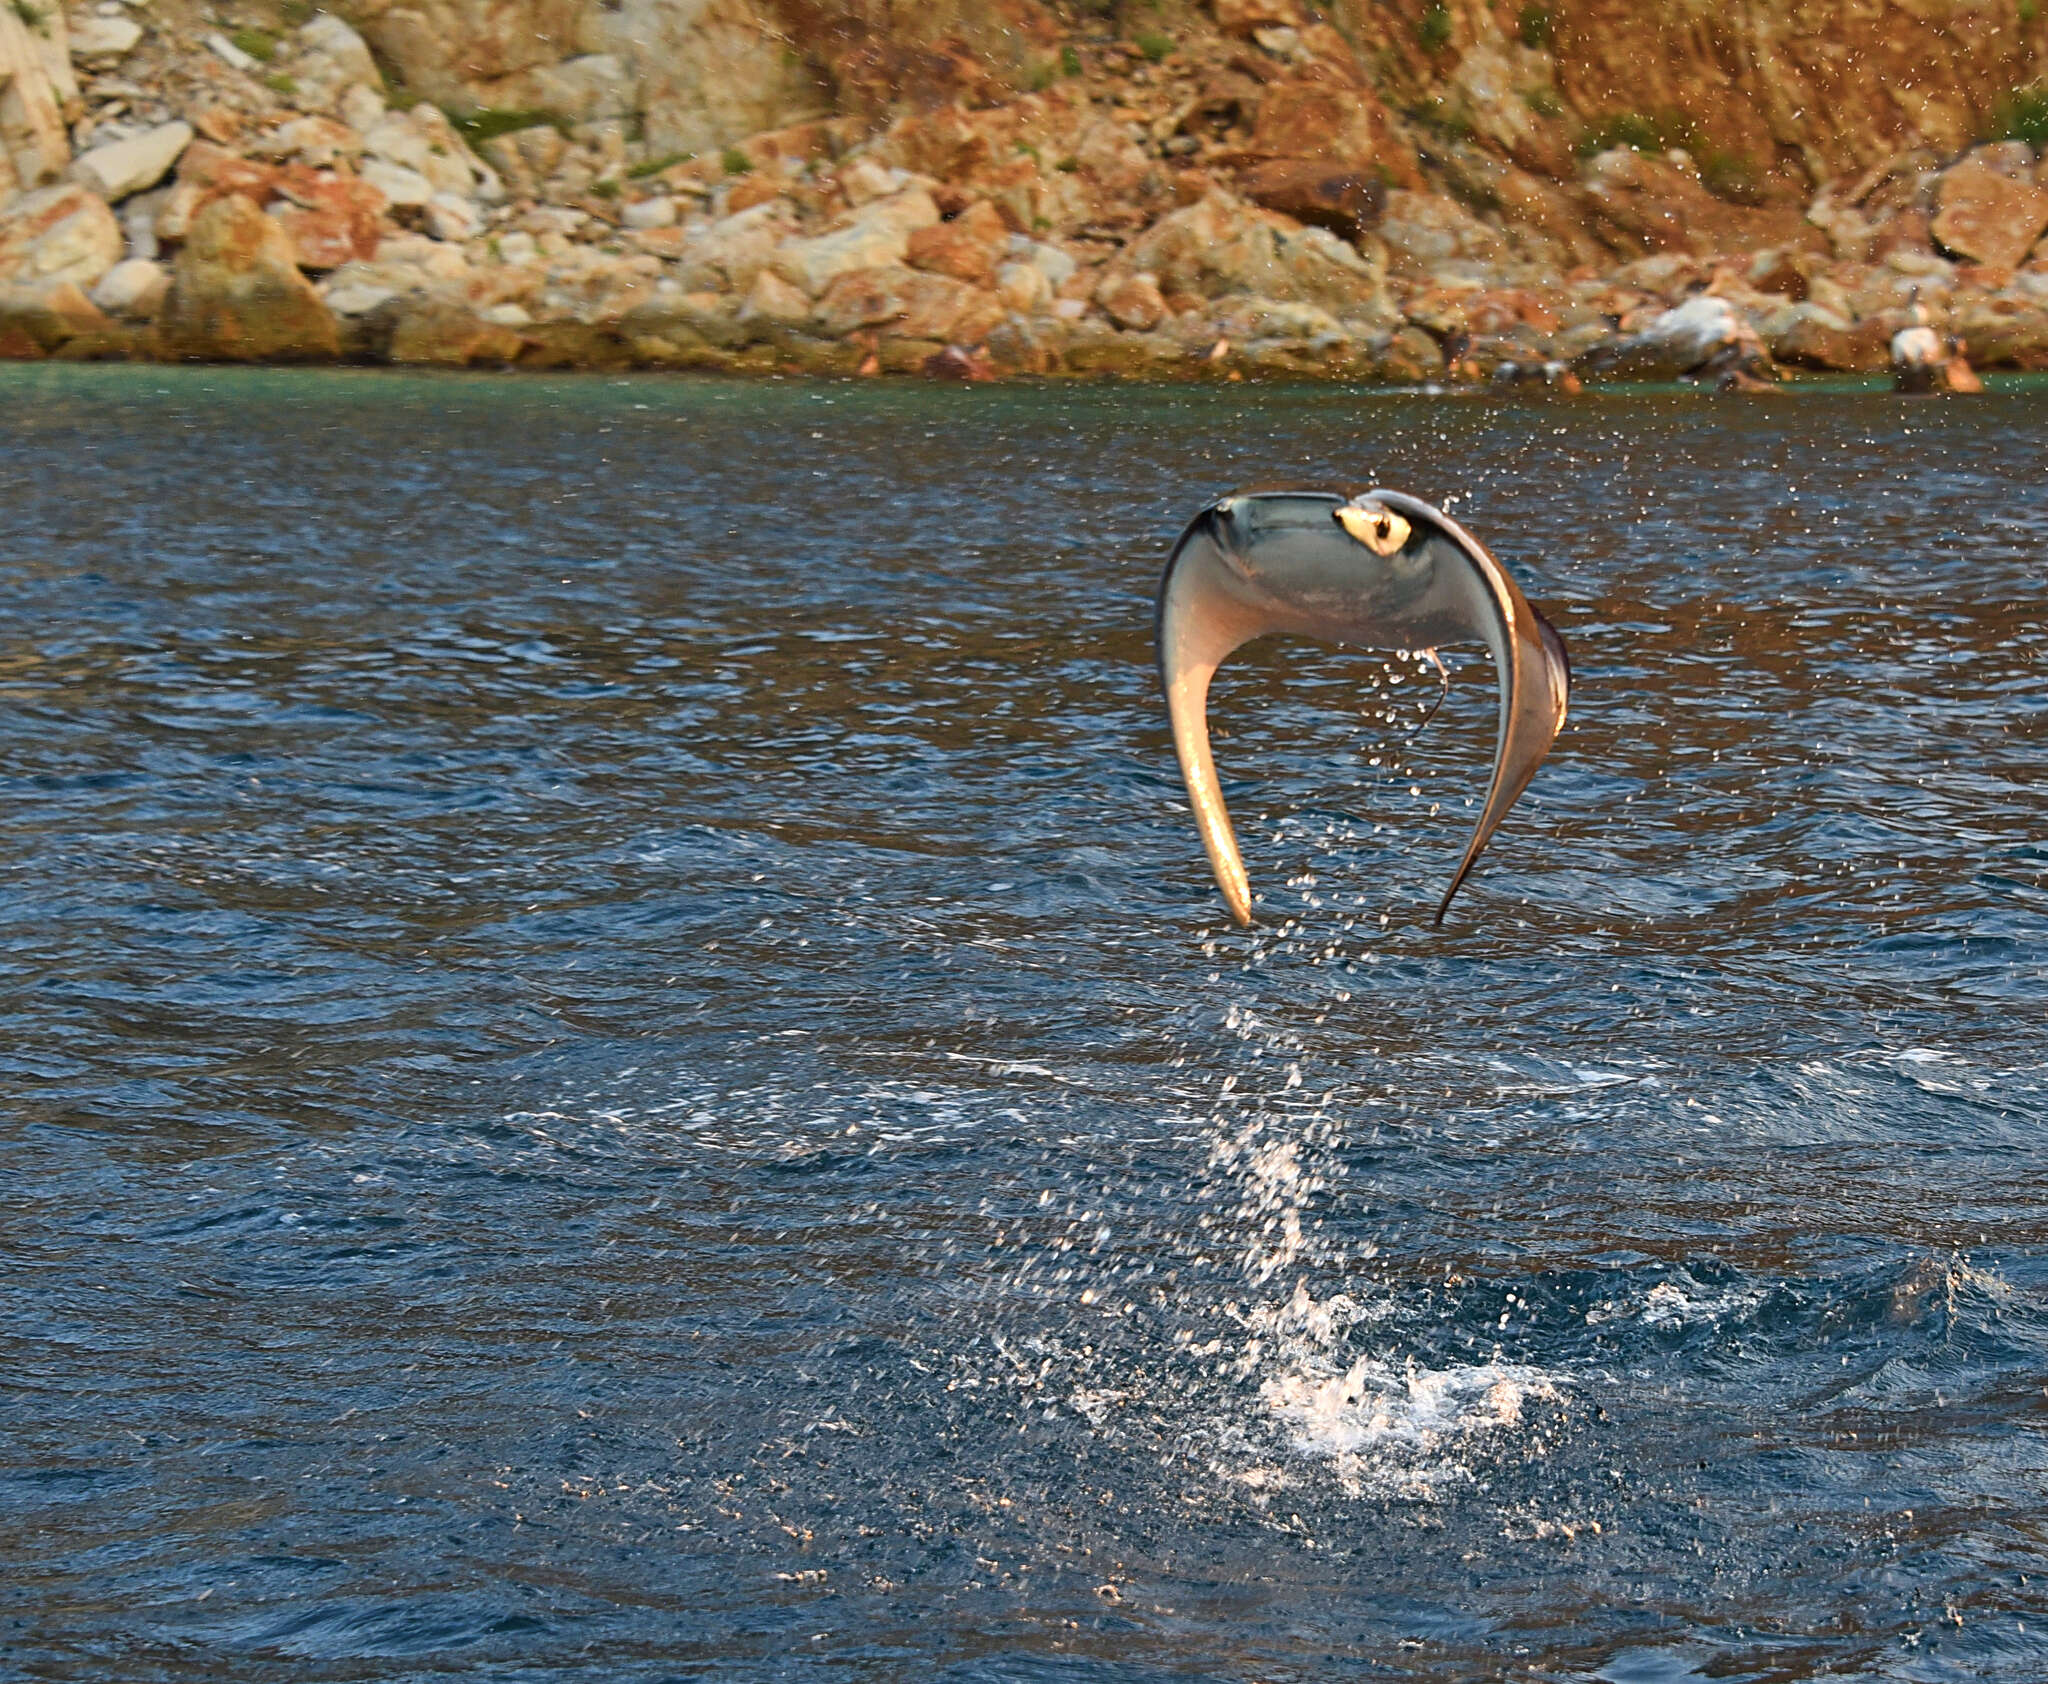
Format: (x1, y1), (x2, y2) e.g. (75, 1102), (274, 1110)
(4, 365), (2047, 1681)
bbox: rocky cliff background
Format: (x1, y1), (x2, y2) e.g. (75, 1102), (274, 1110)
(4, 0), (2048, 376)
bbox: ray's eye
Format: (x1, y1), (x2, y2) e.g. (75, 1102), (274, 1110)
(1335, 504), (1411, 556)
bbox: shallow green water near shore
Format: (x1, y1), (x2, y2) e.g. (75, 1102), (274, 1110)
(5, 363), (2048, 1681)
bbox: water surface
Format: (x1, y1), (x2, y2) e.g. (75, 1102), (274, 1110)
(4, 366), (2047, 1681)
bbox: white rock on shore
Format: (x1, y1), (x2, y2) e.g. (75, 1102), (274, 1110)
(71, 121), (192, 204)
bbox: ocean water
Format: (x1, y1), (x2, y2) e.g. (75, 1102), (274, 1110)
(3, 364), (2046, 1682)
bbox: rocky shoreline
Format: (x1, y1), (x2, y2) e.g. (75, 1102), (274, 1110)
(5, 1), (2048, 383)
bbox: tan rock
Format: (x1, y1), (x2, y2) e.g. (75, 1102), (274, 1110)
(0, 185), (122, 290)
(89, 257), (171, 319)
(813, 263), (987, 340)
(158, 194), (340, 362)
(771, 189), (940, 295)
(726, 174), (786, 215)
(1096, 270), (1167, 331)
(0, 1), (72, 192)
(675, 201), (797, 293)
(1951, 294), (2048, 369)
(389, 293), (526, 365)
(740, 267), (812, 324)
(1128, 190), (1391, 321)
(1378, 190), (1510, 276)
(994, 259), (1050, 314)
(905, 200), (1007, 283)
(1931, 159), (2048, 271)
(72, 122), (193, 204)
(0, 281), (112, 358)
(1212, 0), (1305, 38)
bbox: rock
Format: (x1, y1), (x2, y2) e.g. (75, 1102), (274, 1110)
(156, 142), (282, 240)
(813, 263), (992, 340)
(905, 199), (1007, 283)
(72, 121), (192, 204)
(1950, 293), (2048, 369)
(993, 259), (1050, 313)
(360, 157), (434, 208)
(255, 168), (385, 270)
(1377, 190), (1511, 276)
(0, 1), (71, 194)
(618, 290), (750, 364)
(207, 31), (258, 73)
(269, 203), (362, 270)
(88, 257), (169, 319)
(1096, 270), (1167, 331)
(739, 267), (811, 324)
(1128, 191), (1392, 322)
(1212, 0), (1305, 37)
(1578, 294), (1768, 381)
(1582, 147), (1821, 258)
(0, 280), (135, 359)
(67, 14), (142, 58)
(158, 194), (340, 362)
(363, 105), (486, 199)
(1209, 295), (1345, 344)
(425, 193), (479, 243)
(1762, 300), (1887, 370)
(389, 293), (526, 365)
(1238, 161), (1384, 242)
(276, 14), (381, 114)
(725, 174), (787, 216)
(0, 184), (122, 290)
(622, 196), (676, 230)
(839, 159), (906, 206)
(922, 344), (994, 380)
(1376, 324), (1444, 381)
(771, 189), (940, 295)
(253, 116), (366, 168)
(674, 201), (796, 293)
(1931, 158), (2048, 271)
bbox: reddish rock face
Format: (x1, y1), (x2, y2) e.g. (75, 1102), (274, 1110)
(1581, 148), (1825, 258)
(1932, 161), (2048, 271)
(158, 195), (340, 363)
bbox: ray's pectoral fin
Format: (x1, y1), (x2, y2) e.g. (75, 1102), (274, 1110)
(1156, 515), (1265, 926)
(1429, 558), (1572, 927)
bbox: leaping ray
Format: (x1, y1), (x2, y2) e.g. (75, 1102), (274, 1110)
(1155, 487), (1570, 927)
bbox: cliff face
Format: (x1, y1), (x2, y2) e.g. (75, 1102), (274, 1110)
(334, 0), (2046, 185)
(6, 0), (2048, 381)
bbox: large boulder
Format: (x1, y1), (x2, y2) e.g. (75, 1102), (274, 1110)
(158, 195), (340, 361)
(0, 185), (122, 290)
(1127, 190), (1393, 322)
(771, 189), (941, 295)
(812, 263), (1001, 342)
(1949, 293), (2048, 369)
(1931, 158), (2048, 271)
(0, 282), (115, 358)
